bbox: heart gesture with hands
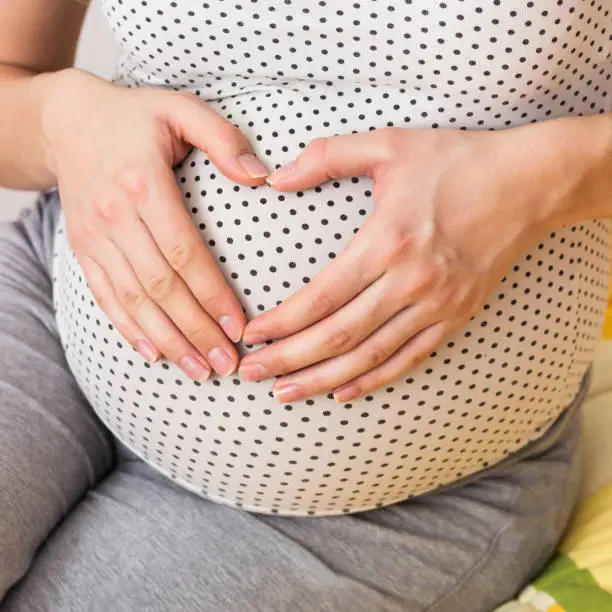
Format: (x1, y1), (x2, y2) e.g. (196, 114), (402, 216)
(238, 123), (562, 403)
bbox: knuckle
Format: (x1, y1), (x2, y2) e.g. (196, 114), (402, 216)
(120, 287), (147, 312)
(301, 373), (326, 392)
(305, 136), (336, 175)
(315, 137), (343, 180)
(324, 326), (354, 354)
(307, 136), (328, 156)
(455, 301), (475, 324)
(412, 350), (427, 366)
(409, 265), (440, 296)
(355, 376), (379, 397)
(410, 350), (431, 370)
(401, 352), (422, 373)
(367, 127), (403, 167)
(91, 192), (124, 226)
(99, 201), (122, 226)
(271, 351), (291, 373)
(307, 291), (336, 319)
(155, 331), (182, 355)
(378, 126), (402, 156)
(198, 292), (222, 315)
(166, 241), (194, 272)
(385, 227), (415, 263)
(420, 297), (445, 321)
(366, 345), (389, 369)
(145, 272), (177, 303)
(221, 121), (247, 144)
(186, 326), (216, 349)
(434, 284), (462, 312)
(111, 163), (150, 203)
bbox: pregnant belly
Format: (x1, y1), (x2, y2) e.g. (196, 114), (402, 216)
(52, 142), (611, 516)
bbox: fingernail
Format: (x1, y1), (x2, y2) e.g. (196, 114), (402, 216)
(236, 153), (269, 178)
(207, 347), (236, 376)
(179, 356), (211, 382)
(265, 160), (296, 185)
(333, 383), (361, 402)
(218, 315), (243, 343)
(136, 339), (160, 363)
(242, 332), (267, 345)
(238, 363), (269, 381)
(272, 383), (302, 402)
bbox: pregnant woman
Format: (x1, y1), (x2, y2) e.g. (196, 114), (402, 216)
(0, 0), (611, 610)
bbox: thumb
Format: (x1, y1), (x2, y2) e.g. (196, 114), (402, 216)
(163, 91), (270, 185)
(265, 130), (392, 191)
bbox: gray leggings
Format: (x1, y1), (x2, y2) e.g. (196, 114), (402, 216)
(0, 191), (588, 612)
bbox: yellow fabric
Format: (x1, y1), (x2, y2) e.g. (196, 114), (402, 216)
(559, 483), (612, 592)
(605, 296), (612, 339)
(605, 231), (612, 339)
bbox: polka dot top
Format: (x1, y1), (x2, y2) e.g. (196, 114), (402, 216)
(52, 0), (612, 515)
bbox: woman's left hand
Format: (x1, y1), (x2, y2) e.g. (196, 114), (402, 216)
(238, 124), (557, 403)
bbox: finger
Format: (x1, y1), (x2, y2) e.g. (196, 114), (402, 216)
(333, 321), (449, 402)
(264, 304), (438, 403)
(94, 239), (213, 383)
(264, 128), (399, 191)
(109, 209), (240, 376)
(79, 254), (161, 363)
(132, 159), (247, 344)
(239, 273), (421, 381)
(160, 90), (270, 185)
(242, 214), (388, 345)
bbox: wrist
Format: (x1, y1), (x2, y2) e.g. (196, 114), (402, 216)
(558, 112), (612, 225)
(34, 67), (95, 179)
(509, 112), (612, 236)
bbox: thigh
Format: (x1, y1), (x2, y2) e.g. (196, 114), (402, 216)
(0, 193), (114, 600)
(1, 369), (586, 612)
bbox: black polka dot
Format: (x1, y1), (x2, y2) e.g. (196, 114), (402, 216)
(52, 0), (612, 516)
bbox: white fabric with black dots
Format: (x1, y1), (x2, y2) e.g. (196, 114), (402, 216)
(52, 0), (612, 516)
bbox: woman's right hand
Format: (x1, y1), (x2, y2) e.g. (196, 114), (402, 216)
(40, 68), (269, 382)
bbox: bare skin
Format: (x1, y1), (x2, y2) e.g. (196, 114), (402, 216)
(239, 115), (612, 402)
(0, 1), (271, 382)
(1, 2), (611, 398)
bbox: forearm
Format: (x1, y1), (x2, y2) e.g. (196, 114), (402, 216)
(517, 111), (612, 233)
(0, 65), (66, 191)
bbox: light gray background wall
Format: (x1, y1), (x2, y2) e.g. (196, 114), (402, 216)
(0, 2), (119, 221)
